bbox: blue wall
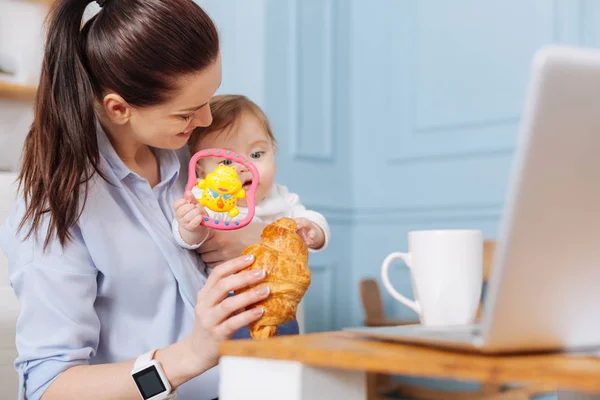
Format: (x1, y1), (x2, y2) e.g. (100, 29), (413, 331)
(198, 0), (355, 333)
(198, 1), (600, 336)
(344, 0), (600, 329)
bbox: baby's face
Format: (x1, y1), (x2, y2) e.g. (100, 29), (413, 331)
(194, 111), (276, 206)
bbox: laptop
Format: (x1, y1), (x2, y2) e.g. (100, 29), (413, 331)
(346, 45), (600, 354)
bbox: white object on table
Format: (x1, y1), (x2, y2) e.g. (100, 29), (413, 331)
(380, 229), (483, 327)
(219, 356), (365, 400)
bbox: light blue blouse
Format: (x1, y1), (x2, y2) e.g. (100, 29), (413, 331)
(0, 126), (219, 400)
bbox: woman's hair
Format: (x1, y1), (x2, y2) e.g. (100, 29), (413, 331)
(188, 94), (277, 152)
(19, 0), (219, 248)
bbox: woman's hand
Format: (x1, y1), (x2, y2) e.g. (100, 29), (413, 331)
(183, 254), (269, 372)
(197, 222), (267, 268)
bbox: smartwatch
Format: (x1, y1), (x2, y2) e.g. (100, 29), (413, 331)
(131, 349), (176, 400)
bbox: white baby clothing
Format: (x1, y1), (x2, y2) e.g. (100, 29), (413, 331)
(172, 184), (330, 252)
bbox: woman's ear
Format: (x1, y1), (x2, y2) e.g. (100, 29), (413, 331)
(102, 92), (132, 125)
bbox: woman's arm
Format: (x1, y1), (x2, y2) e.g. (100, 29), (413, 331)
(40, 254), (266, 400)
(2, 204), (267, 400)
(43, 339), (207, 399)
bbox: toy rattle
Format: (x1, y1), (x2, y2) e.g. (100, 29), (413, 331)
(185, 148), (260, 230)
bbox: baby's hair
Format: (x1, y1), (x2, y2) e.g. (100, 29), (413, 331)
(189, 94), (277, 152)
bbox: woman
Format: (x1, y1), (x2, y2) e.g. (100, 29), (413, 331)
(0, 0), (283, 399)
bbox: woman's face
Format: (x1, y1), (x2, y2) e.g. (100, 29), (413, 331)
(106, 55), (223, 150)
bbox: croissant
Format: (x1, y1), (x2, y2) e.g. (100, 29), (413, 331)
(238, 217), (311, 339)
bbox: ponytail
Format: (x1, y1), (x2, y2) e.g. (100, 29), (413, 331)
(18, 0), (219, 249)
(19, 0), (101, 249)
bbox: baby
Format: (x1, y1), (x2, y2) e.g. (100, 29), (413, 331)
(172, 94), (330, 254)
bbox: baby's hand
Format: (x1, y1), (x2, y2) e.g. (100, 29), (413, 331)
(295, 218), (325, 250)
(174, 191), (209, 245)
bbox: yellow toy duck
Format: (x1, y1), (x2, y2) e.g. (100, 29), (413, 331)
(197, 164), (246, 217)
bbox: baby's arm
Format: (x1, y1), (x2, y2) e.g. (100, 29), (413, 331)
(281, 186), (331, 252)
(172, 191), (210, 249)
(295, 217), (327, 251)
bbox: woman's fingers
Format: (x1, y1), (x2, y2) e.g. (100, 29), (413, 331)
(204, 269), (266, 308)
(206, 285), (269, 327)
(201, 254), (256, 294)
(192, 253), (269, 343)
(196, 279), (269, 335)
(214, 306), (265, 339)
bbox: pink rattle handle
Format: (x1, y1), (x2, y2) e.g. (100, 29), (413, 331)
(185, 148), (259, 230)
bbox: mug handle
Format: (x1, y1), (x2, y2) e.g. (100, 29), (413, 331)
(381, 252), (422, 316)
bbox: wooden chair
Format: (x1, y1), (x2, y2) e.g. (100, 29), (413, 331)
(359, 278), (419, 399)
(360, 240), (557, 400)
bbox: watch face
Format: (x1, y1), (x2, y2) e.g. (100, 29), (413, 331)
(133, 366), (167, 399)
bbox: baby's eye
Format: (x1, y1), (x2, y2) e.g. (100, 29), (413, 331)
(250, 151), (264, 159)
(181, 114), (193, 122)
(220, 159), (233, 166)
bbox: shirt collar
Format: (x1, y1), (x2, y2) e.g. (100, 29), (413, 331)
(155, 146), (180, 187)
(97, 122), (131, 182)
(96, 120), (181, 185)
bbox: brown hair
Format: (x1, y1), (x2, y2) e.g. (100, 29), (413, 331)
(188, 94), (277, 152)
(18, 0), (219, 249)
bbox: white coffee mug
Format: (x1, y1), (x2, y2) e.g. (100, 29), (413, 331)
(381, 230), (483, 326)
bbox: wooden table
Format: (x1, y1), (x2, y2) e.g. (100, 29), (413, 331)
(218, 331), (600, 400)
